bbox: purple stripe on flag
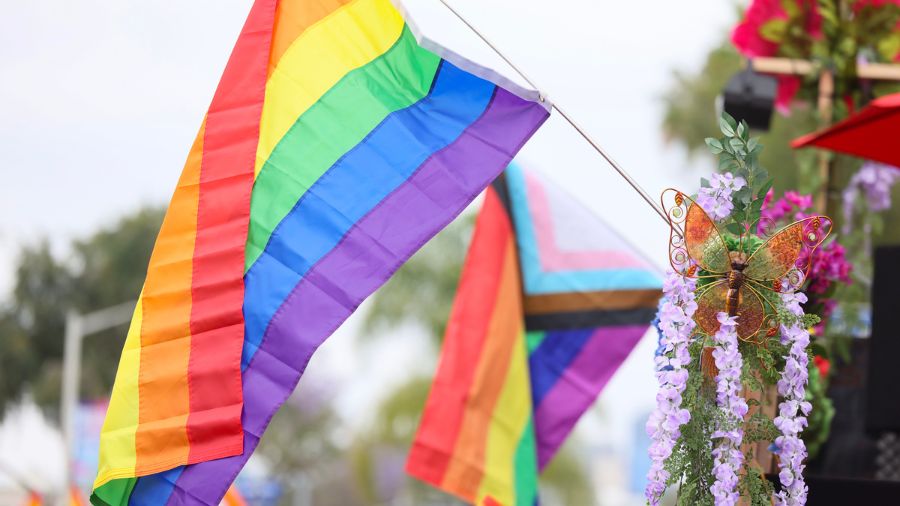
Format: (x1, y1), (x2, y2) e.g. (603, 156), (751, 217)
(533, 325), (647, 469)
(164, 87), (548, 505)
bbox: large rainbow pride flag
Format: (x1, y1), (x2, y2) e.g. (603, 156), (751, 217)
(406, 164), (661, 505)
(92, 0), (549, 503)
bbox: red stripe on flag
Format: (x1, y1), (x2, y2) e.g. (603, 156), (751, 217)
(406, 186), (514, 485)
(185, 0), (277, 462)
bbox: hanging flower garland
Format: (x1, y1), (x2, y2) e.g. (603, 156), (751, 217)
(710, 313), (748, 506)
(645, 271), (697, 505)
(646, 114), (829, 505)
(774, 286), (812, 506)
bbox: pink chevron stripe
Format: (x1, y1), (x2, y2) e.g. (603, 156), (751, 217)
(524, 172), (646, 272)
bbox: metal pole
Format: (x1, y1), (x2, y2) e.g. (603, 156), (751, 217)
(60, 311), (82, 502)
(58, 301), (134, 502)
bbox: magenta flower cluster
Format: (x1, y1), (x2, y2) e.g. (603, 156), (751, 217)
(710, 313), (748, 506)
(697, 173), (747, 221)
(774, 289), (811, 505)
(645, 270), (697, 505)
(759, 190), (813, 236)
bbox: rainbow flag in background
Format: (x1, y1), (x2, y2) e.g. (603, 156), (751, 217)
(92, 0), (549, 503)
(406, 164), (661, 505)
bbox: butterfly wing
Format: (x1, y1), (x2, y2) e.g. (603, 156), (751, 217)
(694, 280), (767, 341)
(694, 280), (728, 336)
(734, 284), (766, 342)
(744, 216), (833, 284)
(661, 189), (731, 276)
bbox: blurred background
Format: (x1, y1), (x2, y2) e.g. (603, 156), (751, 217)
(3, 0), (900, 504)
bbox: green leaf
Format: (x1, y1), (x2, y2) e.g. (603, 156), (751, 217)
(726, 222), (744, 236)
(751, 197), (765, 212)
(734, 186), (752, 205)
(819, 3), (839, 29)
(760, 18), (788, 43)
(704, 137), (724, 154)
(781, 0), (800, 17)
(755, 178), (774, 200)
(719, 113), (737, 137)
(719, 158), (739, 172)
(700, 177), (711, 188)
(747, 137), (759, 152)
(878, 32), (900, 61)
(729, 138), (745, 153)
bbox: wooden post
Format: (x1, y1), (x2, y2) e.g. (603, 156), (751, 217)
(815, 70), (834, 213)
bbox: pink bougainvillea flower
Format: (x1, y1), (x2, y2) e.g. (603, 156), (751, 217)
(774, 76), (801, 115)
(732, 0), (824, 114)
(731, 0), (786, 58)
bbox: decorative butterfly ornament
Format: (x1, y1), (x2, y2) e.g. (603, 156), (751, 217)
(662, 189), (832, 343)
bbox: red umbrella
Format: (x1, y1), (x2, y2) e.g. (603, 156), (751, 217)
(792, 92), (900, 167)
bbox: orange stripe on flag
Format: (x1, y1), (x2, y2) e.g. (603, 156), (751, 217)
(440, 239), (523, 499)
(405, 188), (514, 486)
(267, 0), (352, 77)
(134, 120), (204, 474)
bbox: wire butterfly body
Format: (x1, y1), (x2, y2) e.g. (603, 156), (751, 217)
(662, 189), (832, 343)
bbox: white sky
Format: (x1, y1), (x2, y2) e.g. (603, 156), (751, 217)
(1, 0), (737, 502)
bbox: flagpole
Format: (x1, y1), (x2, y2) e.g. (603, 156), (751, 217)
(434, 0), (670, 225)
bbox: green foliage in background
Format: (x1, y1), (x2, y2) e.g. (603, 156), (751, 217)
(0, 207), (164, 413)
(763, 0), (900, 101)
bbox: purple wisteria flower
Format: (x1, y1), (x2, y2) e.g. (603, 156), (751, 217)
(710, 312), (748, 506)
(645, 270), (697, 505)
(843, 161), (900, 217)
(774, 286), (811, 506)
(697, 172), (747, 221)
(842, 162), (900, 253)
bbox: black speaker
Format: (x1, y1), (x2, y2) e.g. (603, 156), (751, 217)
(721, 68), (777, 131)
(866, 245), (900, 433)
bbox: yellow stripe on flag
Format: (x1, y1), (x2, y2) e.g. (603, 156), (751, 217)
(476, 329), (532, 502)
(94, 297), (143, 487)
(254, 0), (404, 177)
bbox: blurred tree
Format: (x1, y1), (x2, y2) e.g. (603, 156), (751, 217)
(255, 386), (354, 506)
(0, 207), (163, 413)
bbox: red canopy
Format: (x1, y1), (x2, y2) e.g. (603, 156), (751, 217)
(792, 92), (900, 167)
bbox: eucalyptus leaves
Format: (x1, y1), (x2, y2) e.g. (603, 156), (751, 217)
(702, 112), (772, 234)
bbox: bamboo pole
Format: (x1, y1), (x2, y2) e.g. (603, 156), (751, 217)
(815, 70), (835, 214)
(751, 57), (900, 80)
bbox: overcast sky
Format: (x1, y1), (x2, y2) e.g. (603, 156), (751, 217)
(1, 0), (737, 500)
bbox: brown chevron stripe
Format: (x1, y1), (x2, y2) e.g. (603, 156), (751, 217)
(524, 288), (661, 315)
